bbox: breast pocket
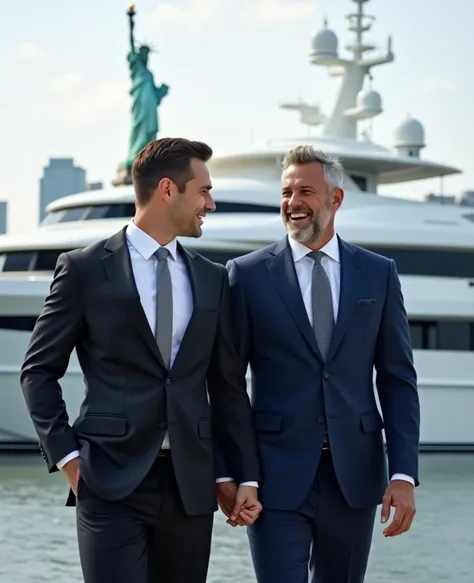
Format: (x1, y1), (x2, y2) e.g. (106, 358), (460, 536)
(353, 298), (383, 343)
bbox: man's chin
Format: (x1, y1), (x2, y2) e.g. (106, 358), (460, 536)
(183, 227), (202, 239)
(285, 223), (317, 244)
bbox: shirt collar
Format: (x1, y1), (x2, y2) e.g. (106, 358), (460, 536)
(125, 220), (178, 261)
(288, 232), (340, 264)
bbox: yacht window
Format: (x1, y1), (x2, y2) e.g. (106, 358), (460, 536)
(84, 205), (110, 220)
(34, 249), (70, 271)
(0, 316), (38, 331)
(60, 207), (89, 222)
(409, 320), (474, 351)
(409, 321), (437, 349)
(349, 175), (368, 191)
(85, 204), (136, 220)
(3, 251), (34, 271)
(41, 201), (278, 225)
(365, 246), (474, 278)
(41, 210), (66, 225)
(215, 202), (279, 213)
(199, 245), (474, 279)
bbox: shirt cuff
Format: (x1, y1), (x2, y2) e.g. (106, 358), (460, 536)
(390, 473), (415, 486)
(56, 450), (80, 470)
(216, 477), (259, 487)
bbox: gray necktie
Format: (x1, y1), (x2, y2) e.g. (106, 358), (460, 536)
(154, 247), (173, 368)
(308, 251), (334, 360)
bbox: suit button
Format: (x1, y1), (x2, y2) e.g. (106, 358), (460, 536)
(165, 378), (171, 386)
(317, 415), (326, 424)
(323, 372), (329, 379)
(159, 421), (167, 429)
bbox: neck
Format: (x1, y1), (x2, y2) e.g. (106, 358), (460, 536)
(133, 210), (175, 246)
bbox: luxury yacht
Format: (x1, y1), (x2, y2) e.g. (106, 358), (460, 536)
(0, 0), (473, 450)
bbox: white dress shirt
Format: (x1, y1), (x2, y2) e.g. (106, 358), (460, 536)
(57, 221), (256, 486)
(288, 233), (414, 487)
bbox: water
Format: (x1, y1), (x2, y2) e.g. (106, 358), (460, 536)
(0, 453), (472, 582)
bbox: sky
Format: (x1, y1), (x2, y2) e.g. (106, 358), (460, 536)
(1, 0), (472, 233)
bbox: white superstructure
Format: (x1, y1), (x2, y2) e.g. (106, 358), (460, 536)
(0, 0), (473, 449)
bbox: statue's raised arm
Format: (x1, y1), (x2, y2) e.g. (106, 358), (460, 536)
(127, 3), (136, 55)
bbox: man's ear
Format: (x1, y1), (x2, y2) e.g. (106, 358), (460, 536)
(157, 178), (172, 201)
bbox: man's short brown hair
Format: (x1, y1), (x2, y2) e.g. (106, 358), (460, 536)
(132, 137), (213, 207)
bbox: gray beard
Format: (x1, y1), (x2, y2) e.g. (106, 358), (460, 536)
(285, 220), (322, 245)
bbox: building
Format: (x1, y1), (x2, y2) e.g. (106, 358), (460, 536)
(0, 201), (6, 234)
(39, 158), (87, 222)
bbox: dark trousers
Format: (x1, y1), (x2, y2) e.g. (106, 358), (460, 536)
(247, 451), (376, 583)
(76, 452), (214, 583)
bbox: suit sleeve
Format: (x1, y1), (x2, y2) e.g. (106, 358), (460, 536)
(374, 259), (420, 485)
(207, 264), (260, 485)
(20, 253), (84, 472)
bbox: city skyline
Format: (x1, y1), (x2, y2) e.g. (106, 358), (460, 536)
(1, 0), (473, 234)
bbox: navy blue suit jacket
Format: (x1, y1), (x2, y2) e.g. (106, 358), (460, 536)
(217, 235), (420, 511)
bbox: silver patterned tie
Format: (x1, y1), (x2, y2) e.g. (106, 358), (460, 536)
(154, 247), (173, 368)
(308, 251), (334, 360)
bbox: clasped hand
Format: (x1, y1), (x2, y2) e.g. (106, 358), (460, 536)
(217, 482), (262, 527)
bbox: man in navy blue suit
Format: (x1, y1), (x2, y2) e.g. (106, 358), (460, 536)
(216, 146), (420, 583)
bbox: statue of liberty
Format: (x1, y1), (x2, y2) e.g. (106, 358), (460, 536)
(113, 4), (170, 185)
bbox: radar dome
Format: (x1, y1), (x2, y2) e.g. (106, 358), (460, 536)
(310, 24), (338, 62)
(356, 89), (382, 116)
(392, 115), (426, 158)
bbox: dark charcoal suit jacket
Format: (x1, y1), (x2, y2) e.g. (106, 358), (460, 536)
(20, 227), (261, 515)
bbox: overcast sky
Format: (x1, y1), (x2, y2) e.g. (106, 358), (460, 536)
(1, 0), (471, 233)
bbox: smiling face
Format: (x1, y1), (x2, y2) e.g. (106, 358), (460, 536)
(281, 161), (344, 249)
(132, 138), (215, 243)
(167, 158), (215, 238)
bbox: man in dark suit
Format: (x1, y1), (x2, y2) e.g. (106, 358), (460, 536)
(216, 146), (420, 583)
(20, 137), (262, 583)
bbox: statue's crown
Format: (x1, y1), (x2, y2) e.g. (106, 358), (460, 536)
(138, 41), (155, 53)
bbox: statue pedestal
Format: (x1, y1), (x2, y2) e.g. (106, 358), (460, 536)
(112, 163), (133, 186)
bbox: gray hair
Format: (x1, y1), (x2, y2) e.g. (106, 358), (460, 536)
(281, 146), (344, 190)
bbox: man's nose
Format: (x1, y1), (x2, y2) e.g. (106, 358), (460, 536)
(287, 193), (300, 208)
(206, 194), (216, 212)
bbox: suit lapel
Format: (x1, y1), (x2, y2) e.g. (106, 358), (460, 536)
(326, 238), (360, 362)
(101, 227), (166, 368)
(266, 237), (323, 361)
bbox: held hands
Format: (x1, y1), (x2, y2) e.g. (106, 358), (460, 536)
(217, 482), (262, 527)
(61, 457), (80, 496)
(381, 479), (416, 537)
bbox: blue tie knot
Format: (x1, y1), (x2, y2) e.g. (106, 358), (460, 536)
(155, 247), (170, 261)
(307, 250), (324, 263)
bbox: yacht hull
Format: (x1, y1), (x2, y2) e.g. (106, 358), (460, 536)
(1, 326), (473, 452)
